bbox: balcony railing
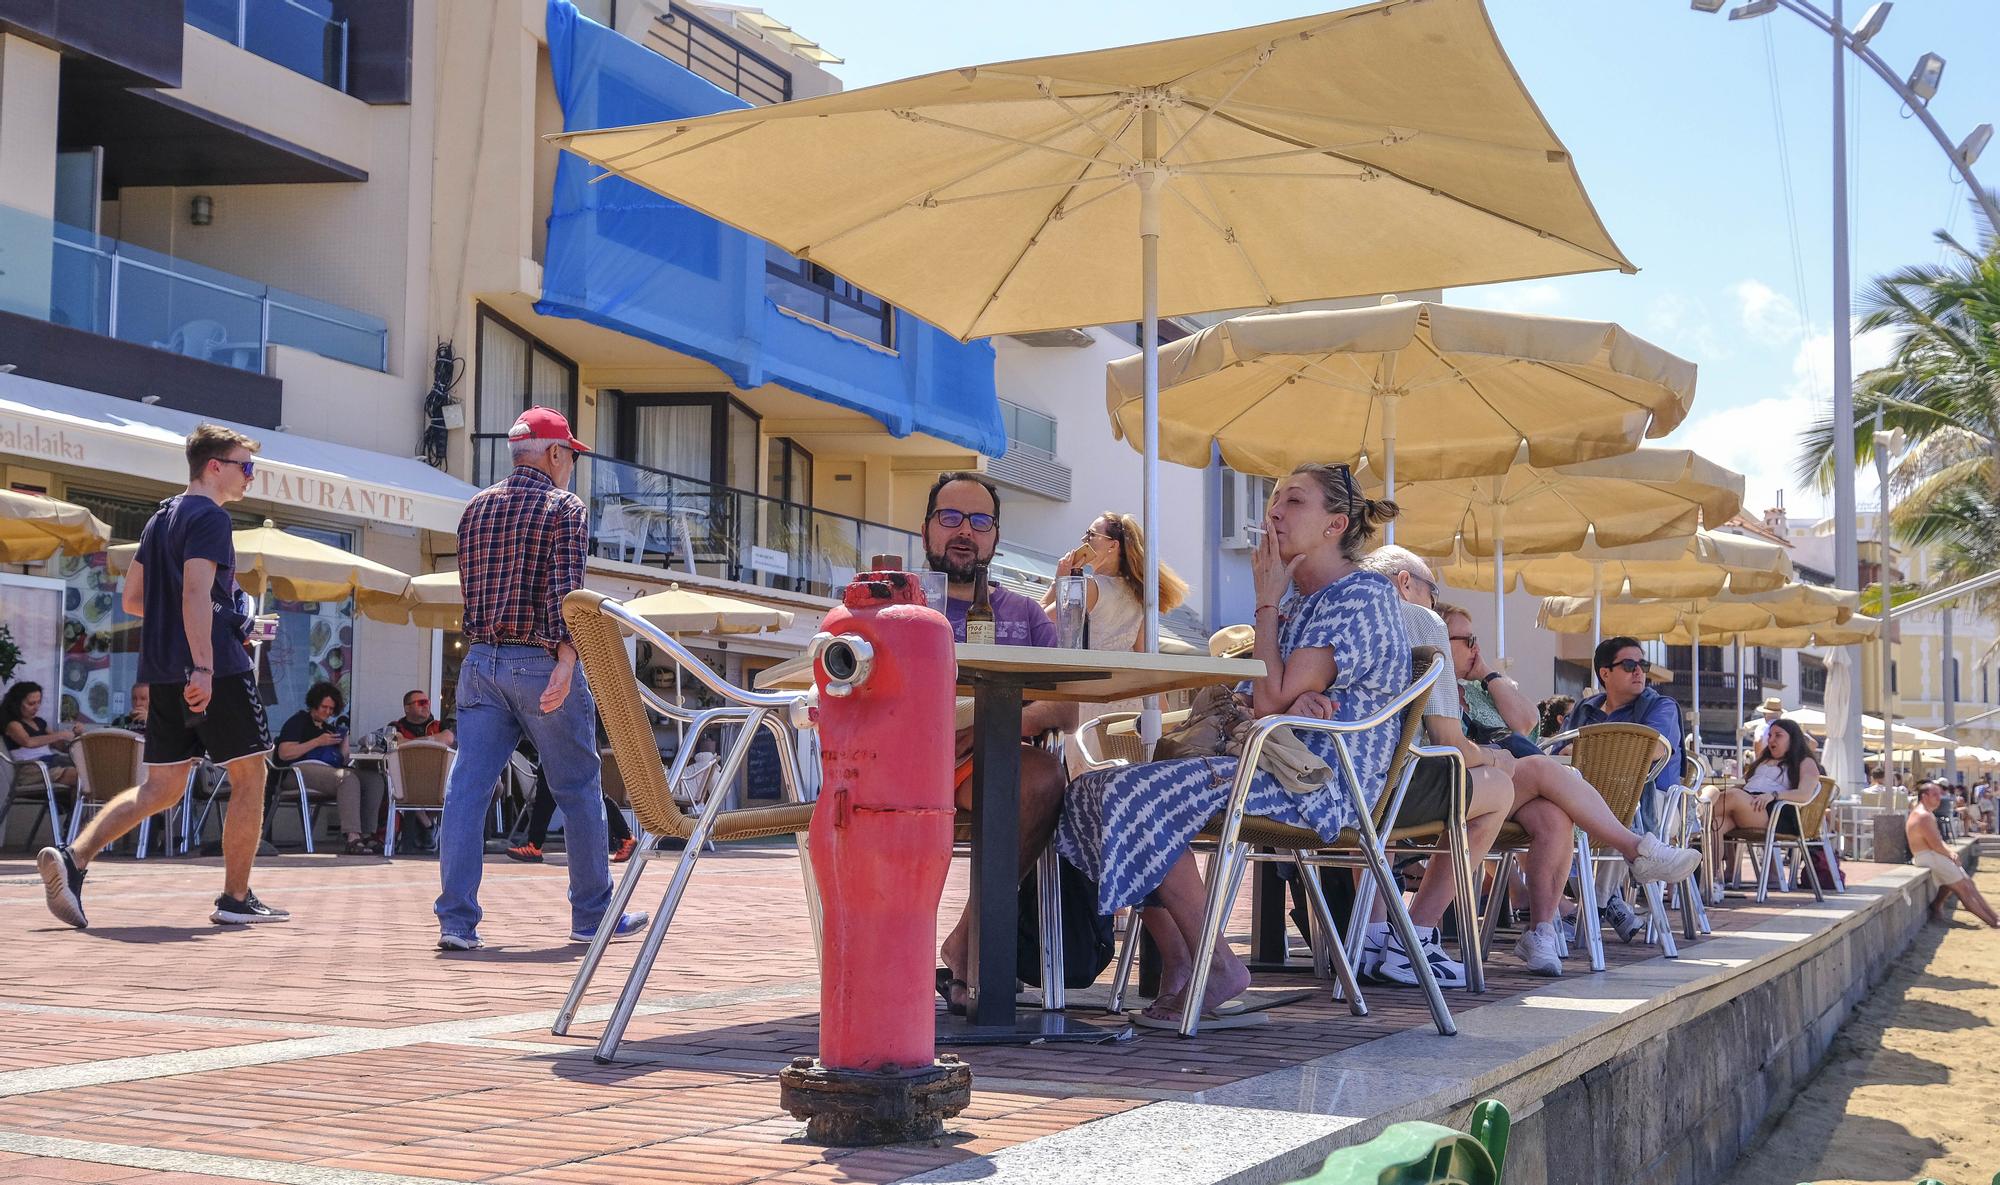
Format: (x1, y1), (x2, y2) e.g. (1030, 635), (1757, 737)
(494, 448), (922, 598)
(0, 203), (388, 375)
(186, 0), (349, 91)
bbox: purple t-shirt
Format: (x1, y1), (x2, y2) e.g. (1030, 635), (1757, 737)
(942, 582), (1058, 648)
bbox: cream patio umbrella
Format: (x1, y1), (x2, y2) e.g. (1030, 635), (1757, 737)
(108, 520), (411, 617)
(1396, 448), (1743, 656)
(363, 575), (794, 636)
(0, 490), (112, 563)
(1434, 527), (1791, 642)
(549, 0), (1634, 665)
(1541, 583), (1859, 751)
(1107, 301), (1696, 539)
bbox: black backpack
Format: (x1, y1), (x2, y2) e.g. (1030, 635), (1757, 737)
(1015, 854), (1116, 989)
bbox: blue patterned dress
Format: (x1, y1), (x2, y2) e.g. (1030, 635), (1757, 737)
(1057, 570), (1412, 915)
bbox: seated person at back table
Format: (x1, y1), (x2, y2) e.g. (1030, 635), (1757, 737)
(389, 688), (455, 747)
(923, 472), (1077, 1016)
(1906, 779), (1997, 927)
(274, 681), (383, 856)
(114, 683), (151, 735)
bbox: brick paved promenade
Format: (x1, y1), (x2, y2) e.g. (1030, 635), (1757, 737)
(0, 845), (1871, 1184)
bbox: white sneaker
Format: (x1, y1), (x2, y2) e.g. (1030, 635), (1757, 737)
(1357, 923), (1390, 983)
(1630, 833), (1702, 886)
(1377, 924), (1468, 990)
(1512, 923), (1564, 977)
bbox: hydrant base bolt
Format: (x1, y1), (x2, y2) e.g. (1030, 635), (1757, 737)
(778, 1057), (974, 1146)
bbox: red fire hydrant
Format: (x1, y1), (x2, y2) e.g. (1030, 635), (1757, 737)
(778, 569), (971, 1145)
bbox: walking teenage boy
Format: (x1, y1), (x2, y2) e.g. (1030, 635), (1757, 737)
(39, 424), (285, 928)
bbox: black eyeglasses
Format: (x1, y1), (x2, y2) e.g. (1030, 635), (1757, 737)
(1609, 658), (1653, 674)
(930, 509), (997, 533)
(1449, 633), (1477, 647)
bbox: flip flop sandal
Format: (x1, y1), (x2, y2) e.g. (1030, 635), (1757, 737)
(1210, 988), (1314, 1017)
(934, 967), (968, 1017)
(1128, 1006), (1271, 1031)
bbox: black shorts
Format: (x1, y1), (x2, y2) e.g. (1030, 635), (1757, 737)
(144, 674), (271, 766)
(1390, 754), (1461, 829)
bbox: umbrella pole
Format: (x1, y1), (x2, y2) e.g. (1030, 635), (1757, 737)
(1138, 105), (1162, 749)
(1381, 394), (1397, 545)
(1734, 639), (1745, 768)
(1690, 608), (1701, 761)
(1491, 500), (1506, 660)
(1591, 563), (1603, 646)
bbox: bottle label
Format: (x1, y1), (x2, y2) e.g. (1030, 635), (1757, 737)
(964, 620), (996, 646)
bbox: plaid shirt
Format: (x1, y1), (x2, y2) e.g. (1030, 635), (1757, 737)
(457, 466), (587, 652)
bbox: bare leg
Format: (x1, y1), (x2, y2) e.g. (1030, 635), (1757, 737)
(1511, 797), (1572, 927)
(1505, 755), (1653, 861)
(70, 761), (193, 867)
(940, 746), (1067, 998)
(217, 752), (269, 900)
(1949, 881), (1999, 927)
(1707, 788), (1770, 884)
(1403, 765), (1509, 927)
(1142, 849), (1251, 1018)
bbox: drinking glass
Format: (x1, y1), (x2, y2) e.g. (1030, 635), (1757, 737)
(917, 570), (950, 611)
(1054, 575), (1089, 648)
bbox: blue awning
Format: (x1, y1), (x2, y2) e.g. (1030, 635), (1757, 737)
(535, 1), (1005, 456)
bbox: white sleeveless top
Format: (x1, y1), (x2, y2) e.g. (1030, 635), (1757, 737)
(1743, 762), (1793, 797)
(1087, 574), (1146, 653)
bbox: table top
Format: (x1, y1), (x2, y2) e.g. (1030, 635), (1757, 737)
(755, 644), (1265, 704)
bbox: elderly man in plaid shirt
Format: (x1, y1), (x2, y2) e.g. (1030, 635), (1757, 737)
(433, 408), (648, 951)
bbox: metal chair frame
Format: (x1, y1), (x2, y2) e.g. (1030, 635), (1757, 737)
(68, 728), (183, 858)
(0, 750), (67, 853)
(1531, 725), (1678, 973)
(553, 591), (820, 1064)
(1721, 774), (1836, 904)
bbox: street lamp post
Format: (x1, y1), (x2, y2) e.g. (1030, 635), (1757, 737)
(1873, 409), (1902, 784)
(1695, 0), (1998, 792)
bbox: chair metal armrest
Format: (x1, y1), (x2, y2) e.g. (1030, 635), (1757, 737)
(600, 598), (812, 725)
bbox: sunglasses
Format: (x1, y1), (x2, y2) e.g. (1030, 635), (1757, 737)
(1608, 658), (1653, 674)
(407, 698), (429, 708)
(930, 508), (997, 533)
(218, 458), (255, 479)
(1449, 633), (1477, 647)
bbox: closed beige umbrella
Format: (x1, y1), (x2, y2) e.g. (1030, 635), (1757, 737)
(0, 490), (111, 562)
(1436, 528), (1789, 600)
(1538, 583), (1859, 642)
(551, 0), (1633, 665)
(365, 575), (793, 637)
(1396, 448), (1743, 654)
(109, 521), (410, 615)
(1109, 301), (1695, 502)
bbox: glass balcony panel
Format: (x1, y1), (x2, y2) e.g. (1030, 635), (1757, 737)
(186, 0), (347, 91)
(113, 265), (267, 374)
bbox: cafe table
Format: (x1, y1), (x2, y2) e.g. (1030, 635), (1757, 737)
(757, 642), (1263, 1044)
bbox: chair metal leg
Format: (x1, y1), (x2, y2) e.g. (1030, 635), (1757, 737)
(1035, 844), (1066, 1012)
(1477, 850), (1514, 961)
(385, 805), (398, 860)
(1573, 829), (1605, 973)
(1296, 854), (1366, 1016)
(1179, 841), (1247, 1038)
(296, 776), (315, 854)
(555, 842), (657, 1036)
(45, 779), (68, 849)
(1796, 839), (1825, 902)
(1641, 879), (1678, 958)
(1364, 831), (1454, 1036)
(1449, 813), (1486, 994)
(1107, 907), (1144, 1014)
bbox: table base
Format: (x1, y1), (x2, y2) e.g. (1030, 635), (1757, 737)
(937, 1011), (1135, 1046)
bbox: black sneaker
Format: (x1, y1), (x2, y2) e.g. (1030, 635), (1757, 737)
(36, 846), (87, 929)
(211, 890), (290, 925)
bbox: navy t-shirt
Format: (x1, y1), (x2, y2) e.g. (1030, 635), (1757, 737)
(135, 494), (253, 684)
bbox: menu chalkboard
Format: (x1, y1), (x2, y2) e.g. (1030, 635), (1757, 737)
(744, 728), (783, 801)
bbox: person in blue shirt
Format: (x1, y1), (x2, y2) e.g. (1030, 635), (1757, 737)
(1563, 636), (1687, 943)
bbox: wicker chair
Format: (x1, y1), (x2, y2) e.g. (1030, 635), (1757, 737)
(1720, 773), (1837, 903)
(383, 739), (452, 859)
(554, 589), (818, 1064)
(1108, 649), (1470, 1038)
(1073, 712), (1147, 771)
(69, 728), (182, 858)
(1535, 723), (1676, 973)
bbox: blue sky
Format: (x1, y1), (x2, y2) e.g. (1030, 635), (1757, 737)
(801, 0), (1999, 520)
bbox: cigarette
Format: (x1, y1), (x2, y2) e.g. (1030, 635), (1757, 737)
(1245, 521), (1267, 538)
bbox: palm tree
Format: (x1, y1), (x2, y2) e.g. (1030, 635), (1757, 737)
(1797, 202), (2000, 613)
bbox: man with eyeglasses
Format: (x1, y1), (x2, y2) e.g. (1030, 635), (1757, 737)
(390, 689), (455, 747)
(40, 424), (283, 930)
(920, 472), (1075, 1015)
(1565, 636), (1684, 837)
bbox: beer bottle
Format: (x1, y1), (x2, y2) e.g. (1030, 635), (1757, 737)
(965, 564), (996, 645)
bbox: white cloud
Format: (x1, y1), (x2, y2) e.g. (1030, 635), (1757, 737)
(1641, 291), (1728, 362)
(1732, 279), (1805, 346)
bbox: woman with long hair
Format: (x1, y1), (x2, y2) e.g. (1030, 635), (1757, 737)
(2, 682), (81, 790)
(1043, 511), (1187, 652)
(1708, 716), (1822, 883)
(1057, 463), (1409, 1026)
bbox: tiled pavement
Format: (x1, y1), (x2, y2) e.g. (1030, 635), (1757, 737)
(0, 844), (1884, 1184)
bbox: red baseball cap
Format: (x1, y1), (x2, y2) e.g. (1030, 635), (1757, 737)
(507, 407), (589, 453)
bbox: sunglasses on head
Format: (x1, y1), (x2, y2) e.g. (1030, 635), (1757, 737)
(1609, 658), (1652, 674)
(930, 508), (997, 533)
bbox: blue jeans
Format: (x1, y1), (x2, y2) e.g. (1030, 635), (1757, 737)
(434, 644), (612, 938)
